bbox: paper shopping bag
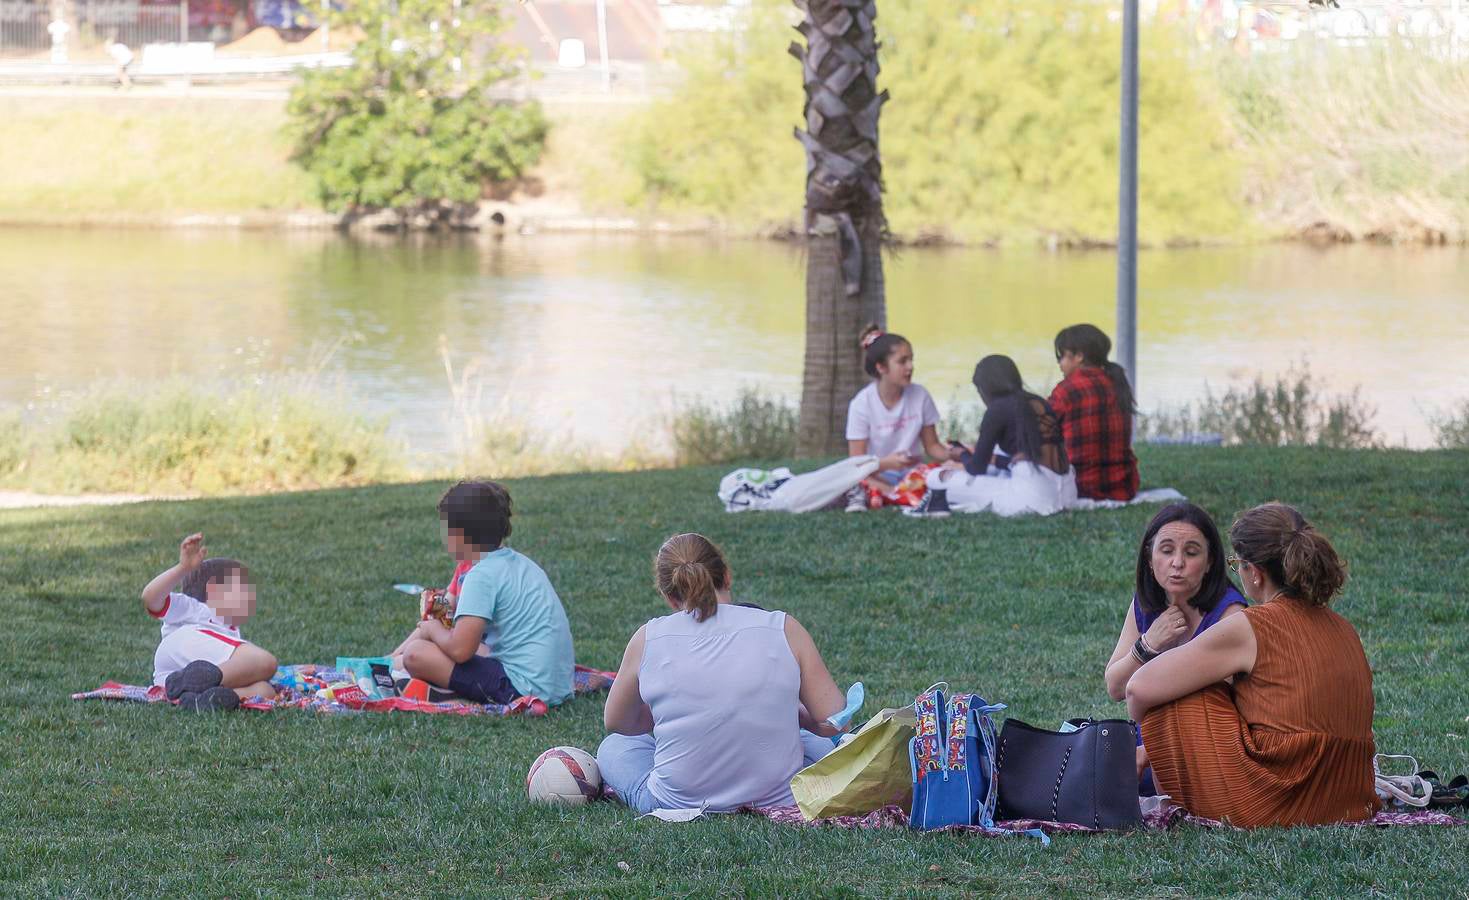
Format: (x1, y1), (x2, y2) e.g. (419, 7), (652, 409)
(790, 705), (917, 820)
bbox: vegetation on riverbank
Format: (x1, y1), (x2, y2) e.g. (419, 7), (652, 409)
(1218, 45), (1469, 245)
(3, 449), (1466, 894)
(5, 365), (1464, 497)
(0, 95), (316, 220)
(4, 5), (1465, 245)
(609, 0), (1469, 246)
(1135, 365), (1383, 449)
(285, 0), (548, 225)
(0, 378), (405, 495)
(610, 0), (1247, 246)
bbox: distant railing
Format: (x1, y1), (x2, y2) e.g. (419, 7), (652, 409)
(0, 0), (239, 58)
(1179, 0), (1468, 58)
(0, 1), (50, 55)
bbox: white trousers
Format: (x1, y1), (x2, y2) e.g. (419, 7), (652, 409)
(926, 461), (1078, 517)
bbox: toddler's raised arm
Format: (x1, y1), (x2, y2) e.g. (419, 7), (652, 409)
(141, 533), (205, 614)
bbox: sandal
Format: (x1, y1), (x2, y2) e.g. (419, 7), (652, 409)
(1416, 770), (1469, 808)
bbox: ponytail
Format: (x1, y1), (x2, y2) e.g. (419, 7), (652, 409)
(654, 533), (729, 621)
(1103, 361), (1137, 416)
(858, 323), (910, 379)
(1281, 528), (1348, 607)
(1229, 503), (1348, 607)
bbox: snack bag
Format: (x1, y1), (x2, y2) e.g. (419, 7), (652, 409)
(336, 656), (396, 699)
(423, 589), (454, 628)
(316, 682), (369, 706)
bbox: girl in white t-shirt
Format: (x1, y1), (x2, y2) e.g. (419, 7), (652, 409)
(141, 533), (279, 710)
(844, 326), (957, 511)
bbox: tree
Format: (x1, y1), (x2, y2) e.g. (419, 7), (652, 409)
(789, 0), (887, 455)
(286, 0), (548, 227)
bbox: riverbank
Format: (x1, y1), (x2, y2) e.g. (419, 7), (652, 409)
(4, 65), (1465, 247)
(4, 448), (1466, 895)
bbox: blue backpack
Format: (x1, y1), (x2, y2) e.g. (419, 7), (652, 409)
(908, 685), (1005, 831)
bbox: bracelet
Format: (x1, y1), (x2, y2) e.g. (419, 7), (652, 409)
(1133, 636), (1160, 664)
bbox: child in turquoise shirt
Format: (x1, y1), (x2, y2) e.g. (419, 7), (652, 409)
(396, 480), (575, 705)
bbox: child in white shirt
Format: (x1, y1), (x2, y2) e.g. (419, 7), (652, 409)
(142, 533), (278, 710)
(844, 326), (957, 510)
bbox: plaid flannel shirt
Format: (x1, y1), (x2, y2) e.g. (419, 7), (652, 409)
(1048, 367), (1139, 501)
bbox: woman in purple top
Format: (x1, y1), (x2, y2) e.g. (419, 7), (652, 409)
(1105, 502), (1248, 703)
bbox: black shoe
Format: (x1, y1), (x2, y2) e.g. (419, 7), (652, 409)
(165, 660), (224, 701)
(393, 677), (463, 703)
(927, 488), (952, 516)
(903, 488), (951, 518)
(426, 684), (464, 703)
(177, 686), (240, 712)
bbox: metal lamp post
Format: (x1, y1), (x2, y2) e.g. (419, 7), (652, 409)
(1116, 0), (1139, 400)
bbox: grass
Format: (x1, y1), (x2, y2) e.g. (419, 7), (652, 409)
(2, 446), (1467, 895)
(0, 94), (634, 224)
(0, 96), (318, 218)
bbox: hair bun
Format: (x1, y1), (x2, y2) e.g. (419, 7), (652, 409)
(859, 329), (884, 350)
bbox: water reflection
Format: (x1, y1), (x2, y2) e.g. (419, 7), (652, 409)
(1, 229), (1464, 451)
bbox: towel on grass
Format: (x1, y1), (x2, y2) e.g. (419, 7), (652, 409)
(1069, 487), (1186, 512)
(748, 801), (1466, 834)
(72, 663), (614, 717)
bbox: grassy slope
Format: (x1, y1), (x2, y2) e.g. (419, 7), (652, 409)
(0, 96), (318, 218)
(0, 94), (626, 223)
(1, 447), (1466, 896)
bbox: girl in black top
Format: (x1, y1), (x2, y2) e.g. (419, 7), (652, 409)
(915, 355), (1076, 517)
(956, 355), (1068, 477)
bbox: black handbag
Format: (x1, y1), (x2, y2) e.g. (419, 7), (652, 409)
(994, 718), (1143, 829)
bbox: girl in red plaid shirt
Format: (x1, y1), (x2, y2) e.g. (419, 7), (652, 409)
(1049, 324), (1139, 501)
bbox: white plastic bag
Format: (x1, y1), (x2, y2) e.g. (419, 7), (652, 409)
(767, 456), (878, 513)
(720, 456), (878, 514)
(718, 466), (795, 511)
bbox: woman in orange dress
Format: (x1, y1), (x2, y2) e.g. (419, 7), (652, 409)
(1125, 502), (1378, 827)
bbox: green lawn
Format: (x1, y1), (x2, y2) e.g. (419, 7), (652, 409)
(2, 447), (1466, 896)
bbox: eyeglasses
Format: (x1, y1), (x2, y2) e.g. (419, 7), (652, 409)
(1226, 555), (1248, 574)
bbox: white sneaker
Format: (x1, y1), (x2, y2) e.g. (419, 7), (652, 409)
(844, 485), (867, 513)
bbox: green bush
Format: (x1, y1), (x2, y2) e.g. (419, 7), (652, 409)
(1428, 398), (1469, 449)
(671, 388), (798, 466)
(2, 379), (405, 495)
(1138, 365), (1380, 449)
(0, 409), (23, 478)
(613, 0), (1246, 244)
(286, 0), (548, 220)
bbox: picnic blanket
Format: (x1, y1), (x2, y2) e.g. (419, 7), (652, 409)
(1069, 487), (1186, 512)
(749, 800), (1466, 834)
(72, 663), (614, 717)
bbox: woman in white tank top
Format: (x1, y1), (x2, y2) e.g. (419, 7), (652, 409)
(598, 533), (847, 813)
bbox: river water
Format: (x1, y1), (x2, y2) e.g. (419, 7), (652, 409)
(2, 228), (1466, 453)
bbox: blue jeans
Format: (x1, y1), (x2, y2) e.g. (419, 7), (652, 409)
(597, 730), (835, 814)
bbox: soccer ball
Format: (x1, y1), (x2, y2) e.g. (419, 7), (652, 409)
(526, 746), (601, 806)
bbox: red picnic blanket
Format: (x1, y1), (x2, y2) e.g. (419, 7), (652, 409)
(72, 664), (614, 717)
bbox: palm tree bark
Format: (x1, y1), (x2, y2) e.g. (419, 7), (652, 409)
(790, 0), (888, 456)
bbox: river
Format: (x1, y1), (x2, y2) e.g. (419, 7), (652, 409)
(2, 228), (1466, 455)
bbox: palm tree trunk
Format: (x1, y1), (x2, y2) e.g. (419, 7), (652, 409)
(798, 215), (885, 455)
(790, 0), (887, 457)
